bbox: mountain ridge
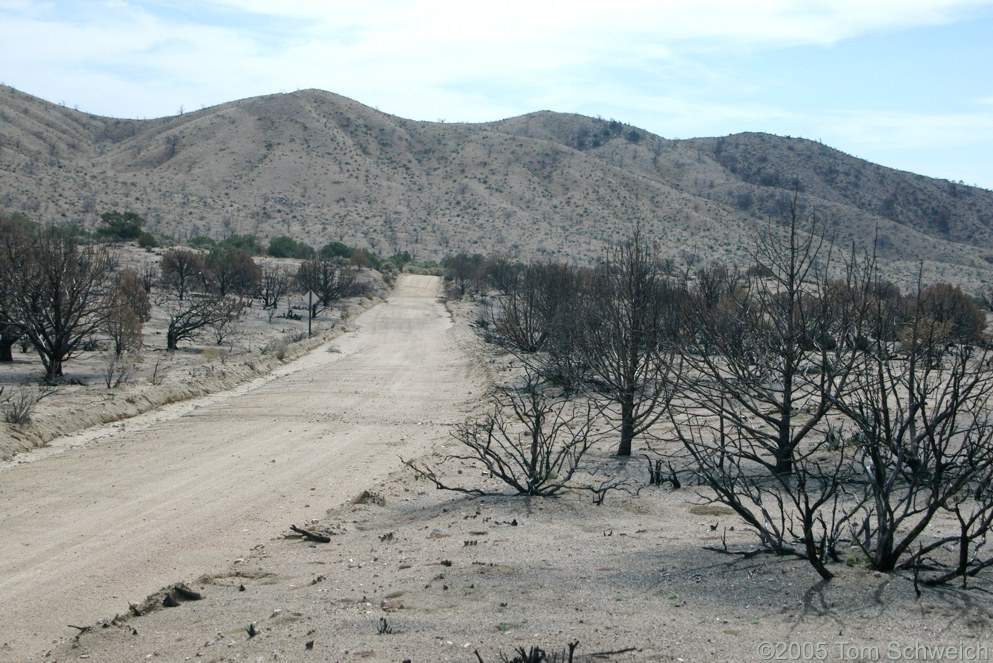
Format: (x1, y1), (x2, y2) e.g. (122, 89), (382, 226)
(2, 84), (992, 289)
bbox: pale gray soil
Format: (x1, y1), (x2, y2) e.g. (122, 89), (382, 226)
(1, 275), (991, 663)
(0, 275), (484, 661)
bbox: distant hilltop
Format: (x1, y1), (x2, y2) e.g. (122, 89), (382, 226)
(2, 84), (992, 289)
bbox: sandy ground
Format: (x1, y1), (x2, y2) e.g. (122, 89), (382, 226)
(0, 244), (388, 462)
(2, 275), (992, 663)
(0, 275), (484, 661)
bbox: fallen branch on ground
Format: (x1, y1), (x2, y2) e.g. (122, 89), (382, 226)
(290, 524), (331, 543)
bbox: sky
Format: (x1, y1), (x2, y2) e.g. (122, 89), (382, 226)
(1, 0), (992, 190)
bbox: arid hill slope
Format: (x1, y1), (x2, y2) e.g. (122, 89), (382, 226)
(2, 84), (992, 288)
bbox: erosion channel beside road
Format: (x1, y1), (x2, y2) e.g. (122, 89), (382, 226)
(0, 275), (482, 660)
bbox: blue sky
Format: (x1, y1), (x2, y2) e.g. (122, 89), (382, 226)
(2, 0), (991, 189)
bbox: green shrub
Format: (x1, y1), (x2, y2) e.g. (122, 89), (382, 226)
(267, 235), (315, 259)
(137, 231), (158, 248)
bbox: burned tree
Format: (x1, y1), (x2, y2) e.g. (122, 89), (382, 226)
(103, 269), (151, 358)
(204, 247), (261, 300)
(671, 195), (863, 579)
(678, 195), (845, 476)
(164, 294), (243, 351)
(490, 263), (578, 353)
(159, 249), (206, 302)
(834, 271), (993, 579)
(0, 213), (34, 362)
(581, 228), (681, 457)
(295, 257), (357, 318)
(256, 265), (294, 310)
(0, 228), (117, 381)
(444, 252), (483, 299)
(160, 253), (245, 351)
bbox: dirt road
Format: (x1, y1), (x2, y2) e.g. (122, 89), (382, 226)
(0, 275), (482, 660)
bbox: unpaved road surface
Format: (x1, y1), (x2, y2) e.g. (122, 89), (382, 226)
(0, 275), (482, 660)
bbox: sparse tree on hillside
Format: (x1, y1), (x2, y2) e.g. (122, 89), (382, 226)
(319, 241), (353, 261)
(348, 247), (380, 269)
(267, 236), (315, 260)
(216, 234), (261, 255)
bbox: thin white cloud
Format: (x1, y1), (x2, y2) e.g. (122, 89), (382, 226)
(818, 109), (993, 151)
(1, 0), (992, 186)
(0, 0), (52, 12)
(200, 0), (993, 47)
(5, 0), (992, 116)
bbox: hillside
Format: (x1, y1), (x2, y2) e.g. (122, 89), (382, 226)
(2, 84), (992, 289)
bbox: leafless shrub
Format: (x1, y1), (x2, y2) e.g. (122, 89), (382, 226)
(406, 369), (602, 496)
(2, 384), (55, 424)
(643, 453), (683, 489)
(210, 309), (241, 346)
(576, 466), (641, 505)
(149, 356), (166, 385)
(102, 352), (136, 389)
(676, 413), (854, 579)
(474, 641), (581, 663)
(261, 336), (290, 360)
(376, 617), (395, 635)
